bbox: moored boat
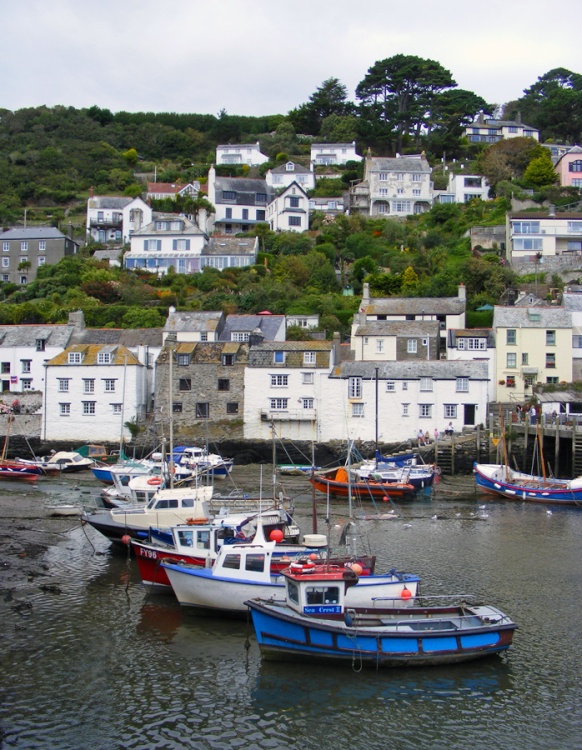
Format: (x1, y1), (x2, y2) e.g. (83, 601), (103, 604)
(310, 466), (416, 499)
(473, 462), (582, 506)
(245, 566), (517, 668)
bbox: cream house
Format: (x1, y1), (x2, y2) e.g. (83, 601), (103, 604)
(493, 307), (573, 403)
(507, 211), (582, 259)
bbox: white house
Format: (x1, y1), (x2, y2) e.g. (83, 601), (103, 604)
(201, 236), (259, 271)
(435, 172), (490, 204)
(507, 211), (582, 260)
(310, 142), (361, 165)
(446, 328), (496, 402)
(43, 344), (145, 442)
(124, 214), (207, 275)
(561, 293), (582, 380)
(243, 341), (334, 441)
(266, 182), (310, 233)
(163, 310), (226, 344)
(308, 196), (345, 214)
(146, 181), (200, 201)
(350, 320), (441, 362)
(348, 152), (433, 217)
(86, 195), (152, 244)
(463, 115), (540, 144)
(286, 314), (320, 331)
(318, 360), (489, 444)
(265, 162), (315, 191)
(206, 167), (271, 234)
(216, 142), (269, 166)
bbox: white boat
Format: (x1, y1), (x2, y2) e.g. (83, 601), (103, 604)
(161, 526), (420, 615)
(47, 504), (82, 516)
(43, 451), (94, 472)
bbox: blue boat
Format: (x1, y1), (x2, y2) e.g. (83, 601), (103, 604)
(474, 462), (582, 506)
(245, 565), (517, 668)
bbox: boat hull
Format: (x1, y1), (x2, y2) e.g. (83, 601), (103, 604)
(310, 475), (416, 499)
(246, 600), (516, 667)
(474, 463), (582, 506)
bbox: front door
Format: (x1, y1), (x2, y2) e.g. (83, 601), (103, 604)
(464, 404), (476, 426)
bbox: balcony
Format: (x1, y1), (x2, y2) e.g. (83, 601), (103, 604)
(261, 409), (316, 422)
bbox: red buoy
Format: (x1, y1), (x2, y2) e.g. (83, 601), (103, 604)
(121, 534), (131, 546)
(400, 586), (412, 600)
(383, 495), (390, 503)
(351, 563), (363, 575)
(309, 553), (318, 561)
(269, 529), (284, 543)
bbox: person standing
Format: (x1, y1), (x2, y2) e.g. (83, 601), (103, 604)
(529, 404), (537, 425)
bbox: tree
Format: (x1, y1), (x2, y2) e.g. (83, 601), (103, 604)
(356, 54), (457, 151)
(288, 78), (353, 135)
(523, 154), (559, 188)
(319, 114), (359, 143)
(478, 137), (545, 189)
(426, 89), (493, 156)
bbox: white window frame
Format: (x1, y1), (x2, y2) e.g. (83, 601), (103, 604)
(68, 352), (82, 364)
(407, 339), (417, 354)
(269, 398), (288, 410)
(97, 352), (111, 364)
(21, 379), (32, 390)
(270, 374), (288, 387)
(419, 404), (432, 419)
(273, 351), (285, 364)
(303, 351), (316, 365)
(352, 402), (365, 418)
(456, 377), (469, 392)
(348, 377), (362, 399)
(302, 398), (314, 409)
(82, 401), (96, 416)
(21, 360), (31, 373)
(386, 381), (395, 392)
(376, 339), (384, 353)
(444, 404), (457, 419)
(59, 403), (71, 417)
(112, 404), (122, 414)
(104, 379), (116, 392)
(58, 379), (70, 392)
(302, 372), (315, 385)
(39, 240), (46, 251)
(419, 377), (433, 391)
(83, 379), (95, 394)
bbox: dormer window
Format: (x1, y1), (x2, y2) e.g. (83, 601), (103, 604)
(222, 190), (236, 200)
(36, 339), (46, 352)
(98, 352), (111, 364)
(274, 351), (285, 364)
(286, 162), (294, 171)
(68, 352), (82, 364)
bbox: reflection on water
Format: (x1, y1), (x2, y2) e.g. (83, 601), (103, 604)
(1, 478), (581, 749)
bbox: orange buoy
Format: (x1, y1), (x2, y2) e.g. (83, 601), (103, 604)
(383, 495), (390, 503)
(350, 563), (363, 576)
(121, 534), (131, 545)
(400, 586), (412, 600)
(269, 529), (284, 543)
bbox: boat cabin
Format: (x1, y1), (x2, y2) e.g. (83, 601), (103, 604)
(282, 566), (358, 616)
(209, 538), (279, 584)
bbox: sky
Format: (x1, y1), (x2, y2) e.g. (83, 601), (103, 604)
(0, 0), (578, 119)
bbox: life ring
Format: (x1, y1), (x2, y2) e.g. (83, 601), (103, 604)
(186, 517), (208, 526)
(147, 477), (162, 486)
(289, 561), (316, 573)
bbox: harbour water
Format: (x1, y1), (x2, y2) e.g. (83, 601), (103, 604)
(1, 469), (581, 750)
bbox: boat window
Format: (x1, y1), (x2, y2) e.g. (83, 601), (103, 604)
(222, 554), (241, 570)
(178, 531), (194, 547)
(196, 531), (210, 549)
(155, 499), (178, 509)
(306, 586), (340, 605)
(287, 580), (299, 604)
(181, 498), (195, 508)
(245, 554), (265, 573)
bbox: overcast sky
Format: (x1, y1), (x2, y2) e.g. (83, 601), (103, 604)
(1, 0), (577, 118)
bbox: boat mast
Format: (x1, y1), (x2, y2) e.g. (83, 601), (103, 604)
(311, 420), (317, 534)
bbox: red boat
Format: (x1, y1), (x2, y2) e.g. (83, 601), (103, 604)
(309, 466), (416, 499)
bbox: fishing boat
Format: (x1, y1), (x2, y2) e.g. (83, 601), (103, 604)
(245, 566), (517, 667)
(310, 466), (416, 499)
(172, 445), (233, 479)
(161, 526), (419, 615)
(473, 463), (582, 505)
(131, 513), (327, 593)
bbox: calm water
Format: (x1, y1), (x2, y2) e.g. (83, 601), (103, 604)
(1, 472), (581, 750)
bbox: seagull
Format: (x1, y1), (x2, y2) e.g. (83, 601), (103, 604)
(479, 504), (486, 510)
(403, 523), (412, 529)
(546, 509), (553, 515)
(455, 512), (461, 517)
(431, 514), (438, 520)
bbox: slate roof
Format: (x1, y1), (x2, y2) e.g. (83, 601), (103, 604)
(270, 162), (311, 174)
(0, 325), (75, 348)
(251, 341), (332, 352)
(132, 215), (205, 237)
(203, 237), (258, 256)
(0, 227), (71, 241)
(335, 360), (488, 379)
(562, 293), (582, 311)
(164, 311), (224, 334)
(354, 321), (440, 337)
(493, 306), (572, 328)
(215, 177), (273, 206)
(220, 314), (285, 341)
(47, 344), (141, 367)
(68, 328), (163, 347)
(364, 297), (465, 316)
(87, 197), (132, 210)
(368, 157), (431, 173)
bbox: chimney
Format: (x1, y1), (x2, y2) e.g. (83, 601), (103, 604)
(68, 310), (85, 329)
(516, 111), (522, 124)
(549, 204), (556, 217)
(362, 282), (370, 308)
(458, 283), (466, 301)
(89, 186), (94, 198)
(332, 332), (341, 365)
(248, 328), (265, 347)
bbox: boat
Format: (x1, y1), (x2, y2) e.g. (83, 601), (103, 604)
(473, 463), (582, 506)
(131, 512), (327, 593)
(160, 526), (419, 615)
(75, 444), (120, 464)
(278, 464), (321, 476)
(172, 445), (233, 479)
(0, 415), (41, 480)
(14, 457), (62, 475)
(245, 565), (517, 667)
(47, 504), (82, 516)
(81, 485), (216, 544)
(310, 466), (416, 499)
(42, 451), (94, 473)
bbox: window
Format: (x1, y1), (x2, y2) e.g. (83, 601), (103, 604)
(289, 216), (301, 227)
(215, 378), (229, 392)
(225, 207), (232, 219)
(506, 329), (516, 345)
(82, 401), (96, 415)
(522, 353), (529, 365)
(270, 374), (288, 387)
(20, 241), (28, 252)
(458, 337), (487, 350)
(200, 333), (208, 342)
(546, 330), (556, 346)
(196, 403), (209, 419)
(506, 352), (517, 368)
(36, 339), (46, 352)
(352, 402), (365, 418)
(402, 381), (408, 390)
(302, 372), (314, 385)
(392, 200), (412, 213)
(1, 258), (8, 268)
(348, 377), (362, 399)
(379, 172), (388, 181)
(273, 351), (285, 364)
(402, 403), (409, 416)
(256, 193), (267, 203)
(59, 403), (71, 417)
(112, 404), (122, 414)
(420, 377), (433, 391)
(506, 376), (516, 388)
(514, 238), (543, 251)
(20, 276), (27, 284)
(412, 174), (422, 182)
(386, 381), (395, 392)
(512, 221), (540, 234)
(21, 379), (32, 390)
(574, 335), (582, 349)
(83, 379), (95, 394)
(104, 379), (116, 392)
(379, 188), (388, 196)
(242, 209), (249, 220)
(256, 210), (266, 221)
(546, 376), (559, 384)
(21, 360), (31, 373)
(226, 402), (239, 414)
(419, 404), (432, 418)
(546, 353), (556, 368)
(302, 398), (314, 409)
(222, 191), (236, 200)
(222, 354), (235, 366)
(1, 275), (8, 281)
(38, 256), (46, 266)
(376, 339), (384, 353)
(413, 189), (421, 196)
(179, 378), (192, 391)
(456, 377), (469, 392)
(172, 402), (183, 413)
(303, 351), (316, 365)
(143, 239), (161, 251)
(444, 404), (457, 419)
(2, 242), (8, 252)
(569, 160), (582, 173)
(524, 375), (535, 387)
(397, 188), (404, 195)
(39, 240), (46, 251)
(397, 173), (404, 181)
(97, 352), (111, 364)
(177, 354), (191, 366)
(407, 339), (417, 354)
(377, 202), (388, 214)
(270, 398), (288, 410)
(232, 332), (250, 342)
(58, 379), (70, 392)
(1, 362), (9, 374)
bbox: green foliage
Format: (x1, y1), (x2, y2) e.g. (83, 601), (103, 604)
(523, 153), (559, 188)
